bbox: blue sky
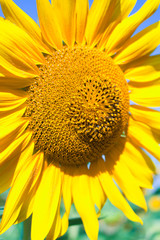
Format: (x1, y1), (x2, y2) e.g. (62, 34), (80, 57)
(0, 0), (160, 54)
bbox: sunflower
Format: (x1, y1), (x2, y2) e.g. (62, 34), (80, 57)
(149, 195), (160, 211)
(0, 0), (160, 239)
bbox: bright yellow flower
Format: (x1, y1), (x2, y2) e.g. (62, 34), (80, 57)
(0, 0), (160, 239)
(149, 196), (160, 211)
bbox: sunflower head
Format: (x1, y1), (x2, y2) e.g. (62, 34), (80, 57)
(25, 46), (129, 165)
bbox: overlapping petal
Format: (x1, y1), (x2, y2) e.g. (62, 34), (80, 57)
(128, 118), (160, 161)
(31, 165), (62, 240)
(0, 0), (50, 53)
(51, 0), (76, 46)
(106, 0), (160, 55)
(120, 139), (155, 189)
(0, 90), (27, 119)
(113, 160), (147, 210)
(89, 175), (106, 213)
(0, 77), (33, 89)
(129, 81), (160, 107)
(99, 0), (137, 48)
(114, 21), (160, 64)
(0, 151), (44, 234)
(130, 105), (160, 130)
(97, 159), (143, 224)
(46, 201), (62, 240)
(0, 132), (32, 194)
(75, 0), (89, 43)
(36, 0), (63, 50)
(72, 167), (99, 240)
(0, 19), (44, 78)
(124, 55), (160, 82)
(85, 0), (114, 46)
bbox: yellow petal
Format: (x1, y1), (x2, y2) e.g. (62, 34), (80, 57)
(0, 120), (29, 154)
(98, 159), (142, 224)
(0, 151), (43, 234)
(0, 103), (25, 114)
(17, 190), (45, 225)
(130, 105), (160, 130)
(89, 175), (106, 213)
(113, 160), (147, 210)
(52, 0), (76, 46)
(0, 89), (27, 101)
(0, 130), (32, 163)
(45, 169), (64, 240)
(0, 92), (26, 117)
(46, 200), (62, 240)
(114, 21), (160, 64)
(0, 159), (17, 195)
(110, 0), (137, 21)
(0, 104), (26, 121)
(123, 139), (155, 173)
(0, 0), (50, 53)
(0, 22), (42, 78)
(119, 140), (154, 188)
(32, 165), (62, 240)
(124, 55), (160, 82)
(0, 77), (33, 89)
(0, 99), (26, 108)
(89, 162), (106, 212)
(15, 184), (38, 224)
(0, 117), (28, 140)
(0, 133), (32, 195)
(60, 213), (70, 237)
(0, 90), (27, 116)
(11, 142), (34, 185)
(99, 0), (137, 48)
(0, 47), (38, 78)
(128, 118), (160, 161)
(0, 107), (25, 125)
(61, 168), (73, 237)
(62, 172), (72, 214)
(0, 19), (45, 66)
(72, 169), (99, 240)
(14, 147), (42, 224)
(36, 0), (62, 49)
(0, 108), (26, 145)
(129, 81), (160, 107)
(106, 0), (160, 55)
(85, 0), (114, 46)
(76, 0), (89, 43)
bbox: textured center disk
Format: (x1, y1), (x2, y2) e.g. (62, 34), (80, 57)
(25, 46), (129, 166)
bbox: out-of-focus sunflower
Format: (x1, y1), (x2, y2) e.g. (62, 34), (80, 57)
(149, 196), (160, 211)
(0, 0), (160, 239)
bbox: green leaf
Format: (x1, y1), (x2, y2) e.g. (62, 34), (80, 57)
(69, 217), (83, 226)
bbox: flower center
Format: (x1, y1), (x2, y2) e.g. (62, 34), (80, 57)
(25, 46), (129, 166)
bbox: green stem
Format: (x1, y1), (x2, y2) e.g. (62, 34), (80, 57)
(23, 217), (31, 240)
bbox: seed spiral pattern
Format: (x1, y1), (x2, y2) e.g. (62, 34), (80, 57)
(25, 47), (129, 166)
